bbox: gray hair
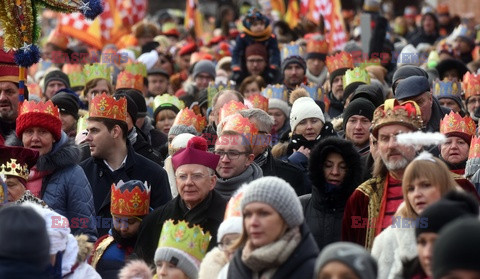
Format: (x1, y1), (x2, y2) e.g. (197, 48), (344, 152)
(239, 108), (274, 132)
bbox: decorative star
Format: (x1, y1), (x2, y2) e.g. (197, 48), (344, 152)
(20, 42), (31, 52)
(79, 1), (91, 13)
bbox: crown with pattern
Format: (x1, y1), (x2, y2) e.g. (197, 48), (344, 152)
(326, 51), (354, 74)
(116, 71), (144, 91)
(299, 83), (330, 112)
(221, 113), (259, 141)
(224, 188), (245, 219)
(468, 136), (480, 159)
(62, 63), (83, 75)
(343, 67), (371, 89)
(158, 219), (211, 263)
(0, 159), (29, 181)
(246, 94), (268, 112)
(153, 94), (185, 113)
(433, 79), (462, 98)
(68, 71), (86, 89)
(89, 93), (127, 122)
(219, 100), (248, 124)
(19, 100), (59, 118)
(440, 111), (476, 138)
(125, 62), (147, 78)
(281, 42), (305, 61)
(306, 39), (329, 54)
(371, 99), (423, 138)
(207, 81), (234, 108)
(462, 72), (480, 99)
(47, 28), (69, 50)
(172, 108), (207, 133)
(358, 58), (382, 69)
(260, 84), (288, 102)
(84, 63), (112, 83)
(111, 180), (151, 216)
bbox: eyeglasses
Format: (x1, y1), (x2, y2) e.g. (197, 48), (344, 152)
(175, 173), (210, 182)
(213, 150), (249, 159)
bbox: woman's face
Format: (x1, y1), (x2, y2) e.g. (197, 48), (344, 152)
(156, 54), (174, 75)
(156, 111), (176, 134)
(243, 82), (260, 99)
(406, 177), (442, 215)
(87, 79), (111, 102)
(323, 152), (347, 186)
(156, 261), (188, 279)
(417, 232), (437, 278)
(294, 118), (323, 141)
(440, 136), (469, 165)
(22, 127), (55, 156)
(423, 15), (435, 34)
(6, 177), (26, 202)
(268, 108), (286, 132)
(317, 261), (360, 279)
(244, 202), (286, 248)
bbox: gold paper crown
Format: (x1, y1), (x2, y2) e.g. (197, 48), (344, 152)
(89, 93), (127, 122)
(172, 108), (207, 133)
(153, 94), (185, 112)
(468, 136), (480, 159)
(84, 63), (112, 83)
(440, 111), (476, 137)
(111, 180), (151, 216)
(207, 81), (234, 108)
(306, 39), (329, 54)
(281, 42), (305, 61)
(260, 84), (288, 102)
(219, 100), (248, 124)
(19, 100), (59, 118)
(158, 219), (211, 262)
(68, 72), (86, 88)
(125, 63), (147, 78)
(116, 71), (144, 91)
(462, 72), (480, 99)
(371, 99), (423, 137)
(326, 51), (354, 73)
(433, 80), (462, 98)
(0, 159), (29, 181)
(343, 67), (371, 89)
(221, 113), (259, 139)
(247, 94), (268, 112)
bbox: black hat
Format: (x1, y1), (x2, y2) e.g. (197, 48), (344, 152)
(436, 58), (469, 81)
(50, 92), (80, 119)
(115, 93), (138, 124)
(351, 84), (385, 107)
(342, 82), (365, 103)
(118, 89), (148, 118)
(147, 67), (170, 78)
(343, 98), (376, 130)
(395, 76), (430, 101)
(43, 70), (71, 93)
(392, 66), (429, 94)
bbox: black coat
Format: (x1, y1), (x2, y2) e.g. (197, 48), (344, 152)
(300, 137), (363, 251)
(132, 127), (164, 166)
(134, 190), (227, 265)
(227, 223), (319, 279)
(80, 144), (172, 237)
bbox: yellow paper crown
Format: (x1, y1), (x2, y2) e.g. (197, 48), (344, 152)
(172, 108), (207, 133)
(0, 159), (29, 181)
(219, 100), (248, 124)
(371, 99), (423, 137)
(440, 111), (476, 137)
(343, 67), (371, 89)
(68, 72), (86, 88)
(111, 180), (151, 216)
(125, 63), (147, 78)
(462, 72), (480, 99)
(158, 220), (211, 262)
(326, 51), (354, 73)
(153, 94), (185, 112)
(468, 136), (480, 159)
(84, 63), (112, 83)
(116, 71), (144, 91)
(433, 80), (462, 98)
(89, 93), (127, 122)
(246, 94), (268, 112)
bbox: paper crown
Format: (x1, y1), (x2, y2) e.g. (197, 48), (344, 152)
(19, 100), (60, 119)
(358, 58), (382, 69)
(246, 94), (268, 112)
(0, 146), (39, 181)
(299, 83), (330, 112)
(158, 219), (211, 263)
(219, 100), (248, 124)
(172, 108), (207, 133)
(62, 63), (83, 75)
(343, 67), (371, 89)
(116, 71), (144, 91)
(371, 99), (423, 137)
(224, 189), (244, 219)
(433, 80), (462, 99)
(68, 72), (86, 89)
(281, 42), (305, 61)
(89, 93), (127, 122)
(306, 39), (328, 54)
(462, 72), (480, 99)
(84, 63), (112, 83)
(221, 113), (259, 139)
(125, 63), (147, 78)
(161, 22), (180, 36)
(468, 136), (480, 159)
(111, 180), (151, 216)
(440, 111), (476, 138)
(207, 81), (234, 108)
(261, 84), (288, 102)
(153, 94), (185, 113)
(47, 29), (69, 50)
(326, 51), (354, 74)
(26, 83), (41, 98)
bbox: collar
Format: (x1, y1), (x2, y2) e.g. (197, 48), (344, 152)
(103, 155), (127, 172)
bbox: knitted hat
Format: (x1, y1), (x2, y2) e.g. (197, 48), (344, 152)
(433, 217), (480, 278)
(392, 66), (428, 94)
(0, 205), (51, 269)
(342, 98), (376, 130)
(168, 125), (198, 137)
(50, 92), (80, 120)
(290, 97), (325, 131)
(16, 100), (62, 141)
(123, 89), (148, 118)
(268, 98), (290, 118)
(415, 191), (479, 238)
(245, 44), (267, 61)
(241, 176), (304, 228)
(172, 136), (220, 171)
(314, 242), (377, 279)
(350, 84), (385, 107)
(192, 60), (216, 79)
(43, 70), (71, 93)
(0, 50), (19, 83)
(395, 76), (431, 101)
(115, 93), (138, 124)
(217, 217), (243, 242)
(281, 56), (306, 74)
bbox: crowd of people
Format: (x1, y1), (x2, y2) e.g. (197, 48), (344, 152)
(1, 0), (480, 278)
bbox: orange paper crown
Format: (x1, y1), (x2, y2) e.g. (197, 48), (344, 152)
(173, 108), (207, 133)
(306, 39), (329, 54)
(326, 51), (354, 74)
(440, 111), (476, 138)
(371, 99), (423, 138)
(111, 180), (151, 216)
(62, 63), (83, 75)
(462, 72), (480, 99)
(219, 100), (247, 124)
(221, 113), (259, 139)
(19, 100), (59, 119)
(468, 136), (480, 159)
(247, 94), (268, 112)
(116, 71), (144, 91)
(89, 93), (127, 122)
(47, 29), (69, 50)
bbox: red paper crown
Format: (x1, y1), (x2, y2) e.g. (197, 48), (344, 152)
(462, 72), (480, 99)
(440, 111), (476, 141)
(469, 136), (480, 159)
(371, 99), (423, 138)
(306, 39), (329, 54)
(326, 51), (354, 74)
(247, 94), (269, 112)
(89, 93), (127, 122)
(219, 100), (248, 124)
(16, 100), (62, 140)
(221, 113), (259, 138)
(173, 108), (207, 133)
(116, 71), (144, 91)
(111, 180), (151, 216)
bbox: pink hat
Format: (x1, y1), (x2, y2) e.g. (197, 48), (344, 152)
(172, 137), (220, 171)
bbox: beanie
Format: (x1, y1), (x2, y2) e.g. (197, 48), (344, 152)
(281, 56), (306, 74)
(122, 89), (148, 117)
(314, 242), (377, 279)
(217, 217), (243, 242)
(350, 84), (385, 108)
(192, 60), (216, 79)
(392, 65), (428, 94)
(168, 124), (198, 137)
(43, 70), (71, 93)
(154, 247), (199, 279)
(433, 217), (480, 279)
(245, 44), (267, 61)
(290, 97), (325, 131)
(268, 98), (290, 119)
(395, 76), (431, 101)
(342, 98), (376, 130)
(115, 93), (138, 123)
(241, 176), (304, 228)
(51, 92), (80, 120)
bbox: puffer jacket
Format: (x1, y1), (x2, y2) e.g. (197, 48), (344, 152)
(7, 132), (97, 240)
(300, 137), (363, 251)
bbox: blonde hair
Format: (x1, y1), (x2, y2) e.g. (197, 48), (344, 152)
(155, 109), (176, 122)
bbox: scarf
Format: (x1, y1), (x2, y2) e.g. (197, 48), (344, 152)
(306, 67), (328, 86)
(254, 150), (269, 167)
(241, 227), (301, 279)
(242, 25), (273, 42)
(128, 127), (138, 145)
(26, 166), (52, 198)
(216, 163), (263, 198)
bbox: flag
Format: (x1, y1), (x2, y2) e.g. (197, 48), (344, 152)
(285, 0), (300, 29)
(309, 0), (347, 51)
(184, 0), (204, 39)
(271, 0), (286, 15)
(300, 0), (310, 17)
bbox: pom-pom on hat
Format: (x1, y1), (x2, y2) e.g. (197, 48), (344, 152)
(172, 136), (220, 171)
(16, 100), (62, 141)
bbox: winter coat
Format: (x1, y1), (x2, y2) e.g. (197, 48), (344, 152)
(327, 91), (344, 119)
(6, 132), (98, 240)
(0, 259), (50, 279)
(132, 127), (164, 166)
(227, 223), (319, 279)
(198, 247), (229, 279)
(300, 137), (363, 251)
(140, 116), (167, 153)
(134, 190), (227, 265)
(231, 32), (281, 74)
(80, 144), (172, 237)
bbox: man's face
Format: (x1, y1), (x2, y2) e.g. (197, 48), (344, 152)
(194, 73), (213, 91)
(306, 58), (325, 76)
(112, 214), (141, 238)
(331, 75), (344, 101)
(466, 96), (480, 118)
(284, 63), (305, 88)
(0, 81), (19, 121)
(59, 112), (77, 134)
(45, 80), (66, 100)
(377, 124), (416, 171)
(177, 54), (191, 71)
(215, 134), (254, 179)
(85, 120), (114, 158)
(147, 74), (169, 96)
(345, 115), (372, 147)
(408, 91), (433, 124)
(438, 98), (461, 113)
(175, 164), (216, 209)
(246, 55), (267, 76)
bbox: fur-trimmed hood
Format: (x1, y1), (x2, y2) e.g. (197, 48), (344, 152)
(6, 131), (81, 172)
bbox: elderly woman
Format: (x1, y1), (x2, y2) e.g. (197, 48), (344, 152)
(227, 176), (319, 278)
(7, 100), (97, 240)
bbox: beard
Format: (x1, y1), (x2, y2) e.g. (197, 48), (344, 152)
(382, 155), (410, 171)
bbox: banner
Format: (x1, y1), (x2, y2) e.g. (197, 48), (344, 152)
(285, 0), (300, 29)
(307, 0), (347, 51)
(184, 0), (203, 38)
